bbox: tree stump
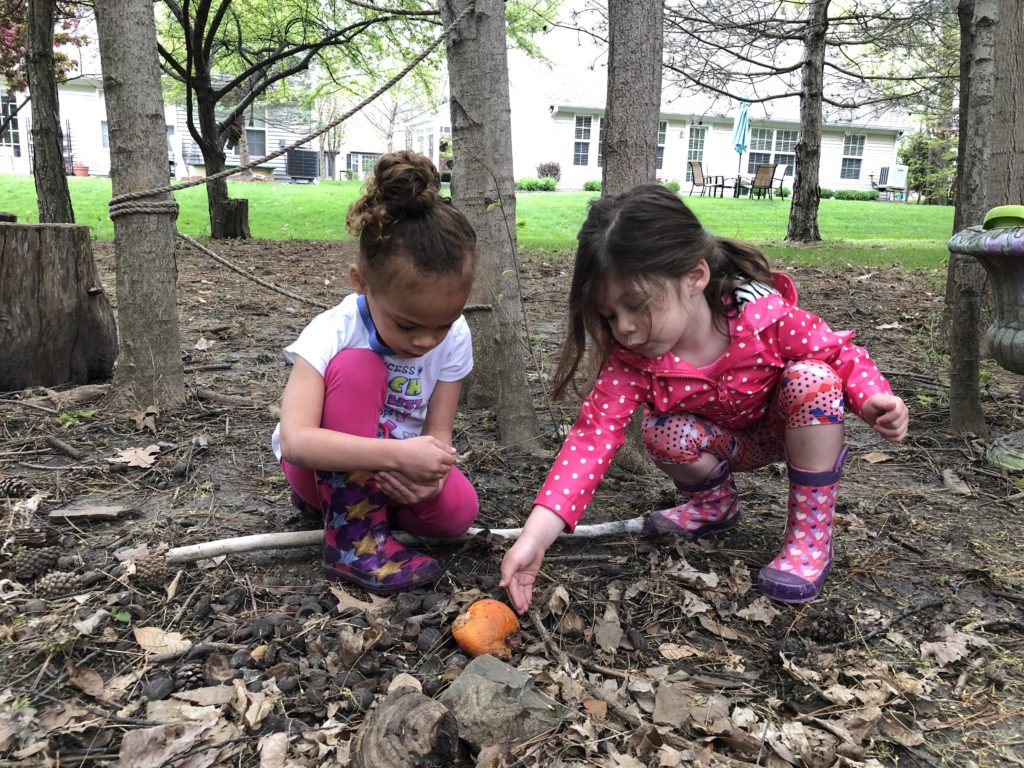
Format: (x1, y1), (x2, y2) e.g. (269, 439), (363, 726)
(351, 686), (459, 768)
(211, 198), (250, 239)
(0, 223), (117, 390)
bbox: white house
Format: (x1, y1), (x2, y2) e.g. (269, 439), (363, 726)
(405, 11), (913, 193)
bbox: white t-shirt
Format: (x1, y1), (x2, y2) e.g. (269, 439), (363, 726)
(272, 293), (473, 459)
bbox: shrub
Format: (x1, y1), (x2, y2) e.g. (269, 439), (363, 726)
(777, 187), (791, 199)
(834, 189), (880, 201)
(440, 171), (452, 183)
(819, 188), (834, 199)
(583, 180), (601, 192)
(536, 161), (561, 181)
(661, 180), (681, 193)
(516, 177), (558, 192)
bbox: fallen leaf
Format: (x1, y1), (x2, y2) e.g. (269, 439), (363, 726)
(698, 614), (739, 640)
(73, 609), (110, 636)
(658, 643), (702, 660)
(863, 451), (893, 464)
(107, 444), (161, 468)
(134, 626), (192, 656)
(257, 732), (289, 768)
(172, 686), (236, 705)
(920, 624), (992, 667)
(134, 405), (160, 435)
(735, 597), (781, 624)
(66, 660), (105, 698)
(941, 468), (973, 496)
(387, 672), (422, 693)
(582, 697), (607, 719)
(194, 337), (216, 351)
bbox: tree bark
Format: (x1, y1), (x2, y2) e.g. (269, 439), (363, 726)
(602, 0), (663, 475)
(785, 0), (828, 243)
(442, 0), (543, 452)
(0, 223), (116, 390)
(989, 0), (1024, 203)
(601, 0), (662, 195)
(26, 0), (74, 224)
(946, 0), (995, 435)
(94, 0), (185, 406)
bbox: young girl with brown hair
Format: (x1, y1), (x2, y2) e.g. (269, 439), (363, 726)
(273, 151), (479, 593)
(501, 184), (908, 609)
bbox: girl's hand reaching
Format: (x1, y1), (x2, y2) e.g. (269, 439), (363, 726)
(397, 435), (457, 483)
(862, 393), (909, 442)
(500, 506), (567, 614)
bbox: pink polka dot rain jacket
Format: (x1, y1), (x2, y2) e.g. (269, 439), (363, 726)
(536, 273), (894, 531)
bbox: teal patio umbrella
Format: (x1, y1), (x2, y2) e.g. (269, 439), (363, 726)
(731, 101), (751, 195)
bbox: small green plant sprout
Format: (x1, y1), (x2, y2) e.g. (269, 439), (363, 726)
(57, 410), (95, 429)
(915, 394), (935, 405)
(111, 607), (132, 624)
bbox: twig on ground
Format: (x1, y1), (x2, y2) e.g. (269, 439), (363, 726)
(165, 518), (646, 564)
(45, 435), (85, 460)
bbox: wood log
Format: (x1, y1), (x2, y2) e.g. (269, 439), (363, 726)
(352, 687), (459, 768)
(0, 213), (16, 222)
(211, 198), (250, 239)
(0, 223), (117, 390)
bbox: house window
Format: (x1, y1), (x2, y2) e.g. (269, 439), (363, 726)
(747, 127), (799, 175)
(656, 121), (666, 171)
(774, 129), (797, 176)
(245, 128), (265, 157)
(841, 134), (865, 179)
(573, 115), (591, 166)
(1, 91), (21, 156)
(101, 120), (109, 148)
(348, 152), (380, 175)
(685, 126), (707, 182)
(596, 117), (604, 168)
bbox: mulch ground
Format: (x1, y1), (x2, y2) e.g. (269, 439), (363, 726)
(1, 237), (1023, 767)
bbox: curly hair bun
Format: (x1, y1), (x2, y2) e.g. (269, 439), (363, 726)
(347, 151), (441, 238)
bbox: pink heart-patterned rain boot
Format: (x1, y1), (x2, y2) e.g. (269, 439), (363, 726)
(643, 460), (740, 540)
(758, 445), (848, 604)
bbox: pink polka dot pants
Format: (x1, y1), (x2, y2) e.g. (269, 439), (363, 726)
(641, 361), (844, 471)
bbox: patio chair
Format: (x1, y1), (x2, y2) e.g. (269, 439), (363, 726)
(749, 163), (778, 199)
(688, 160), (726, 198)
(771, 163), (789, 196)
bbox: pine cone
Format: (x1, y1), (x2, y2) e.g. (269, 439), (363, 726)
(0, 476), (34, 498)
(132, 555), (170, 590)
(34, 570), (84, 600)
(175, 661), (205, 689)
(10, 546), (61, 580)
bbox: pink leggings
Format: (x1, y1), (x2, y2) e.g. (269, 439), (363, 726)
(643, 360), (844, 471)
(281, 348), (478, 537)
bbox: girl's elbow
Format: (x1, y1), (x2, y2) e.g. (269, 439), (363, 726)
(277, 429), (303, 465)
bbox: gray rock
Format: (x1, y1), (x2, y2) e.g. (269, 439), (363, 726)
(440, 654), (563, 749)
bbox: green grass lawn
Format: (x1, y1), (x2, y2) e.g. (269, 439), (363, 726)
(0, 175), (955, 269)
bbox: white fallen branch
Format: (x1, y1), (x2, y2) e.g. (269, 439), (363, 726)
(165, 518), (645, 565)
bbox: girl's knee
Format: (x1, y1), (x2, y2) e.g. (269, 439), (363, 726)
(642, 412), (708, 464)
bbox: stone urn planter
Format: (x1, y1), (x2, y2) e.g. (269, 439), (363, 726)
(948, 205), (1024, 470)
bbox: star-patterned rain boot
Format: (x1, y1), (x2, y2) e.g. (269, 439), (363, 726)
(643, 460), (740, 540)
(317, 470), (440, 593)
(758, 445), (849, 604)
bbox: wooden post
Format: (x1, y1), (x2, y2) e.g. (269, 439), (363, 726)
(0, 223), (116, 390)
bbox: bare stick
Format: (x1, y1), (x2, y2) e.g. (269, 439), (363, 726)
(165, 518), (645, 564)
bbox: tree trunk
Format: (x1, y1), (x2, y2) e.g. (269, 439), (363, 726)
(601, 0), (662, 195)
(786, 0), (829, 243)
(601, 0), (663, 475)
(988, 0), (1023, 204)
(26, 0), (74, 224)
(442, 0), (543, 453)
(0, 223), (116, 390)
(946, 0), (995, 435)
(94, 0), (185, 406)
(191, 78), (238, 239)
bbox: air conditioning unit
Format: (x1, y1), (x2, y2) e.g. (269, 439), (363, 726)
(889, 164), (908, 189)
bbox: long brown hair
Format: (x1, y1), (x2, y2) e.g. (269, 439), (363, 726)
(346, 150), (477, 287)
(551, 184), (773, 399)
